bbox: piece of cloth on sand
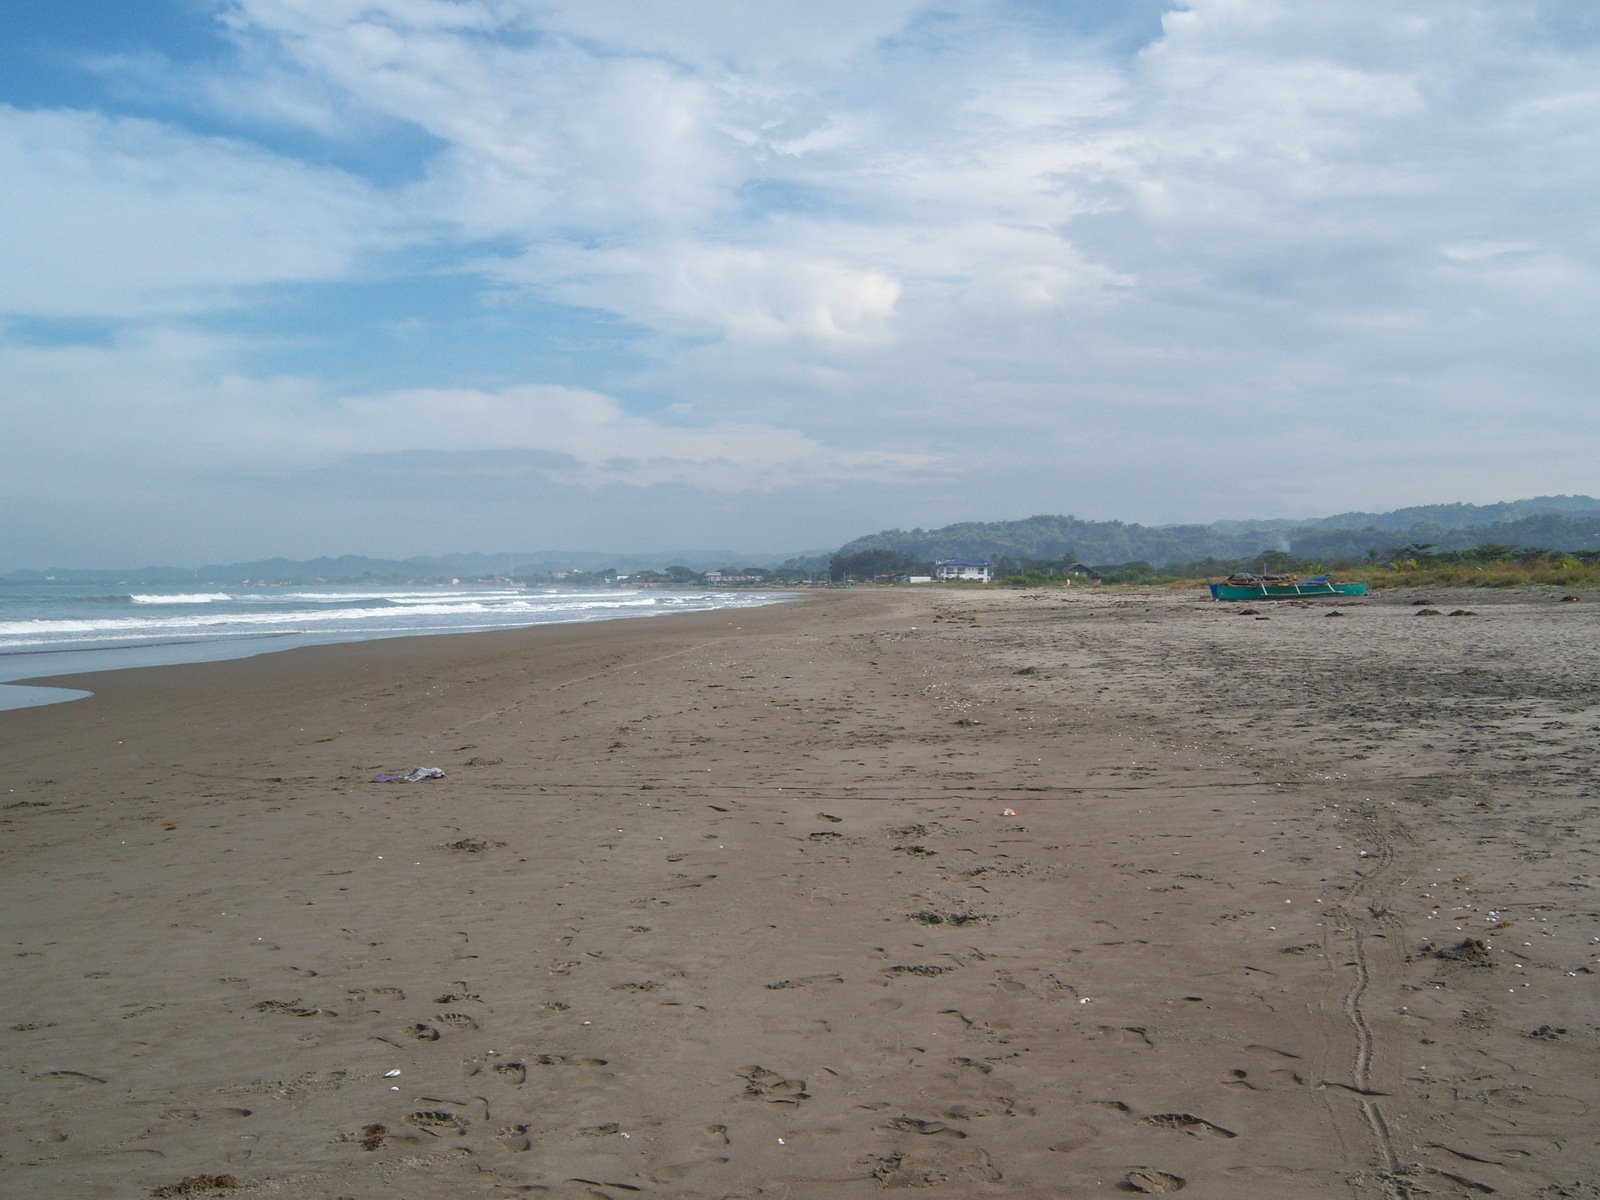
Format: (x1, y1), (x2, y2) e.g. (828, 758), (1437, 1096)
(372, 767), (446, 783)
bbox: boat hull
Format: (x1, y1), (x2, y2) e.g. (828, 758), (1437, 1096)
(1208, 581), (1369, 601)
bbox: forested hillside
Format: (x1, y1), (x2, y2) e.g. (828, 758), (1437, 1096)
(832, 497), (1600, 571)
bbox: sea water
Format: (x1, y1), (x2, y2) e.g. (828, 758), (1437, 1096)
(0, 581), (793, 711)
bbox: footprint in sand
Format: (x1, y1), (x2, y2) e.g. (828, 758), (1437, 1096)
(253, 999), (337, 1018)
(491, 1060), (528, 1085)
(1143, 1113), (1237, 1139)
(870, 1146), (1001, 1187)
(739, 1065), (809, 1103)
(648, 1157), (731, 1183)
(495, 1123), (531, 1152)
(883, 1116), (967, 1139)
(407, 1109), (467, 1135)
(1126, 1167), (1187, 1193)
(159, 1107), (253, 1123)
(991, 973), (1026, 994)
(532, 1054), (609, 1067)
(765, 973), (843, 990)
(908, 908), (979, 928)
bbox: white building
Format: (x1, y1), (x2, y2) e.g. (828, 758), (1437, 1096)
(934, 559), (992, 582)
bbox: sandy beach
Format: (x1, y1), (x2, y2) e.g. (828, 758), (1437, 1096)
(2, 586), (1596, 1199)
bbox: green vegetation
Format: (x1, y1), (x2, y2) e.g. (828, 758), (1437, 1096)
(1367, 545), (1600, 589)
(828, 548), (928, 582)
(988, 544), (1600, 591)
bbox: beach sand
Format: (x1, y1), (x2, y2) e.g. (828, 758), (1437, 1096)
(2, 586), (1596, 1198)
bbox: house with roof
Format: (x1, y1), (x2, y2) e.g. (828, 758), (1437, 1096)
(934, 558), (992, 582)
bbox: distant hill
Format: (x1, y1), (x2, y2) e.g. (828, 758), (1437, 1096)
(1213, 495), (1600, 537)
(835, 515), (1257, 567)
(832, 496), (1600, 569)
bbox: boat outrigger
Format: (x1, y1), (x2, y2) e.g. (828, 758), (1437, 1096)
(1207, 573), (1369, 601)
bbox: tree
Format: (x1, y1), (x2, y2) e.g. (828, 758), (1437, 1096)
(829, 548), (919, 581)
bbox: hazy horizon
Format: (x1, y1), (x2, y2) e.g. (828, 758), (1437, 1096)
(5, 492), (1593, 577)
(5, 2), (1597, 570)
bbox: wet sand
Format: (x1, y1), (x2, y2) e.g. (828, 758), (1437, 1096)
(2, 586), (1596, 1198)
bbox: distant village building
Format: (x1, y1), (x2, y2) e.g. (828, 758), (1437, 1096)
(934, 559), (992, 583)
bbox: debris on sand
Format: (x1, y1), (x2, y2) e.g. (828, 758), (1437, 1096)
(150, 1176), (240, 1198)
(443, 837), (504, 853)
(373, 766), (445, 782)
(1126, 1167), (1186, 1192)
(1426, 937), (1493, 964)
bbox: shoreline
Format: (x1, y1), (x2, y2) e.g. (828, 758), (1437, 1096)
(2, 587), (1595, 1197)
(0, 589), (802, 712)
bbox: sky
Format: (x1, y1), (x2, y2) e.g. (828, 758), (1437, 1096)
(3, 0), (1597, 568)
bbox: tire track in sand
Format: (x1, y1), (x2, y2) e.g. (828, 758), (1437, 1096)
(1326, 801), (1404, 1197)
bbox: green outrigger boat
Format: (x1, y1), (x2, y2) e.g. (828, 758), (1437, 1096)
(1208, 573), (1369, 601)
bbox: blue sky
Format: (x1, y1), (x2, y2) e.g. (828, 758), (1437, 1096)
(3, 1), (1596, 568)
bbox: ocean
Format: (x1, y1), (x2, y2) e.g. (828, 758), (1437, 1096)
(0, 581), (794, 711)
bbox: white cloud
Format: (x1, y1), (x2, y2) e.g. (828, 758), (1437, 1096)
(499, 240), (904, 342)
(0, 328), (935, 504)
(228, 0), (926, 74)
(0, 105), (394, 319)
(218, 2), (754, 235)
(304, 383), (939, 487)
